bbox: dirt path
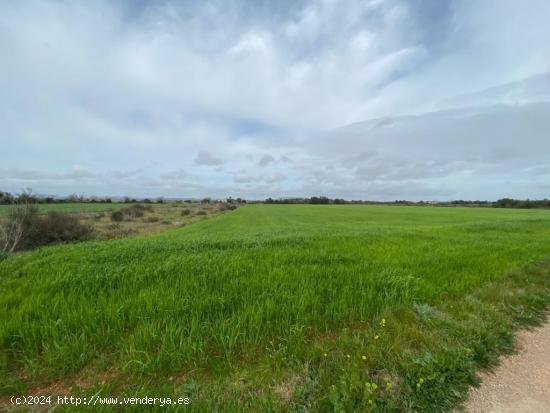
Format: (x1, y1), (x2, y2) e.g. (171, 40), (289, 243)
(462, 319), (550, 413)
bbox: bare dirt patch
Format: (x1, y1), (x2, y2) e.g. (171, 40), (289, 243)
(462, 317), (550, 413)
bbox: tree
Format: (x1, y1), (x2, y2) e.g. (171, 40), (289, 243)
(0, 191), (14, 205)
(66, 193), (84, 203)
(16, 188), (36, 204)
(309, 196), (329, 204)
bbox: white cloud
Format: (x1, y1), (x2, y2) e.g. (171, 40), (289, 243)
(160, 169), (188, 180)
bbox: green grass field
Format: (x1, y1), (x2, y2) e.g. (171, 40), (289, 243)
(1, 205), (550, 412)
(0, 203), (126, 216)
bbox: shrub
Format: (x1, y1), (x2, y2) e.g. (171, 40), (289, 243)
(144, 216), (160, 223)
(196, 210), (207, 216)
(123, 205), (145, 218)
(181, 209), (191, 216)
(1, 206), (91, 252)
(111, 210), (124, 222)
(0, 204), (38, 252)
(30, 212), (92, 247)
(217, 203), (238, 212)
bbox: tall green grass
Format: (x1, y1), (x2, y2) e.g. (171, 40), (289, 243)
(1, 205), (550, 412)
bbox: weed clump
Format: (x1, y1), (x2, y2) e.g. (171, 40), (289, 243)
(104, 223), (134, 239)
(110, 210), (124, 222)
(181, 209), (191, 216)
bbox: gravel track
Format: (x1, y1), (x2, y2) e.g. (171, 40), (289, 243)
(463, 319), (550, 413)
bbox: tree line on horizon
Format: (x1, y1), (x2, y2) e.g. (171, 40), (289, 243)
(1, 191), (549, 209)
(0, 191), (249, 206)
(265, 196), (550, 209)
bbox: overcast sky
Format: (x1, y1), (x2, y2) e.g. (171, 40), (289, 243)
(2, 0), (550, 200)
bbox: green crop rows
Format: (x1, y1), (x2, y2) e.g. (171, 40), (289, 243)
(1, 205), (550, 412)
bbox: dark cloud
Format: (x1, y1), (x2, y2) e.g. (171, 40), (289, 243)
(258, 154), (275, 167)
(195, 151), (223, 166)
